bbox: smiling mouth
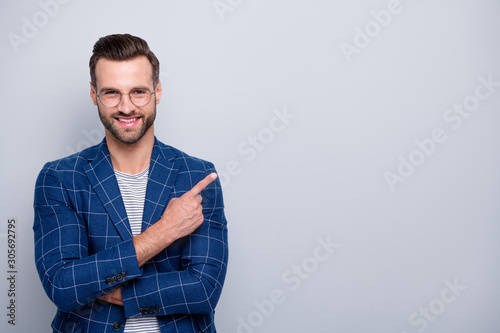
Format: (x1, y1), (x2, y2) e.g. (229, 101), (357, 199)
(116, 117), (140, 127)
(118, 117), (138, 123)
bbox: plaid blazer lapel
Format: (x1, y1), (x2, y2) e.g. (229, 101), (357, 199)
(141, 138), (179, 232)
(83, 140), (133, 241)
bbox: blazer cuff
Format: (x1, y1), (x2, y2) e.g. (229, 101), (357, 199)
(121, 271), (168, 318)
(100, 239), (142, 290)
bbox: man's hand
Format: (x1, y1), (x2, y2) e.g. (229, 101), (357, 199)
(99, 287), (123, 306)
(160, 173), (218, 242)
(133, 173), (218, 267)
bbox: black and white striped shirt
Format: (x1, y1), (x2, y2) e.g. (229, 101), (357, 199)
(115, 166), (161, 333)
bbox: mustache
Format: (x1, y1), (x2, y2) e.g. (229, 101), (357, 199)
(111, 112), (142, 117)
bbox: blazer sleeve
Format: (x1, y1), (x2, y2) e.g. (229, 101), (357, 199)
(120, 165), (229, 318)
(33, 164), (143, 313)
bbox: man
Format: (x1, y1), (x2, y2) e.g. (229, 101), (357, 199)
(33, 34), (228, 333)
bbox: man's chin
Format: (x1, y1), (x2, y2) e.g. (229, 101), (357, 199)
(115, 135), (144, 145)
(108, 128), (145, 145)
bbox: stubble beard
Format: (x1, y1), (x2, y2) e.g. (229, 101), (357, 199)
(98, 105), (156, 145)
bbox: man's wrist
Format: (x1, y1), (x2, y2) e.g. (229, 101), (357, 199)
(132, 222), (174, 267)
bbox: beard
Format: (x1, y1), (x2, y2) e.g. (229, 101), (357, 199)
(98, 105), (156, 145)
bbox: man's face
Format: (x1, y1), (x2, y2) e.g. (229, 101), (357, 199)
(90, 56), (162, 145)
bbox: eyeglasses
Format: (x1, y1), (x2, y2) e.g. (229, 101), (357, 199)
(96, 87), (155, 108)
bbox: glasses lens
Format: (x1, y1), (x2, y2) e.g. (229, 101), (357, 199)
(99, 90), (121, 107)
(98, 89), (153, 107)
(130, 89), (152, 107)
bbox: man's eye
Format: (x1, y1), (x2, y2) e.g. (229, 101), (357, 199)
(103, 90), (119, 95)
(132, 89), (147, 95)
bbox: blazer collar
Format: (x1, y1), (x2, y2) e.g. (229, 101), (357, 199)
(83, 137), (179, 240)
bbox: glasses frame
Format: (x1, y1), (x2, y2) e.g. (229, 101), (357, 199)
(95, 86), (156, 108)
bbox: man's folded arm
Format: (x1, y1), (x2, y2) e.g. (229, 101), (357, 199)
(121, 166), (229, 318)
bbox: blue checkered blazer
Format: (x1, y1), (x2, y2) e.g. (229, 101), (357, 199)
(33, 138), (228, 333)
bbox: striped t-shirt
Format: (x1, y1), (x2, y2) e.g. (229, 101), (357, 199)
(115, 166), (161, 333)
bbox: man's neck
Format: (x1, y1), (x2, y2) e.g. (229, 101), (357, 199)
(105, 130), (154, 175)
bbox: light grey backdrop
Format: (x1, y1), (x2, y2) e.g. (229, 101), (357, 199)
(1, 0), (500, 332)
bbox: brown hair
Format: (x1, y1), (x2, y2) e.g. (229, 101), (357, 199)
(89, 34), (160, 88)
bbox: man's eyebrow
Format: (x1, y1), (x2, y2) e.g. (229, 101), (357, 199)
(98, 85), (153, 92)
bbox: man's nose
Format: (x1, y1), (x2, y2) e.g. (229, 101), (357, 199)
(117, 93), (135, 113)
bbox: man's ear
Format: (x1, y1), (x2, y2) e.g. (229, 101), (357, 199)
(155, 80), (162, 104)
(90, 82), (97, 106)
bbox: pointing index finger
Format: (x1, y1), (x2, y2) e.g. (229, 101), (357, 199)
(188, 173), (217, 196)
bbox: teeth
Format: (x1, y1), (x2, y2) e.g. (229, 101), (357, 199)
(118, 118), (138, 123)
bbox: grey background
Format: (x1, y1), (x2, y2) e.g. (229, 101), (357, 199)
(1, 0), (500, 332)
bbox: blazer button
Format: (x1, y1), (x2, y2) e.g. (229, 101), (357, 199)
(105, 278), (111, 285)
(112, 322), (121, 330)
(110, 276), (117, 283)
(116, 274), (123, 281)
(154, 307), (160, 313)
(139, 308), (144, 314)
(121, 272), (127, 279)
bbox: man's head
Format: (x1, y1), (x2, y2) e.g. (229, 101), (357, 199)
(89, 34), (162, 145)
(89, 34), (160, 89)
